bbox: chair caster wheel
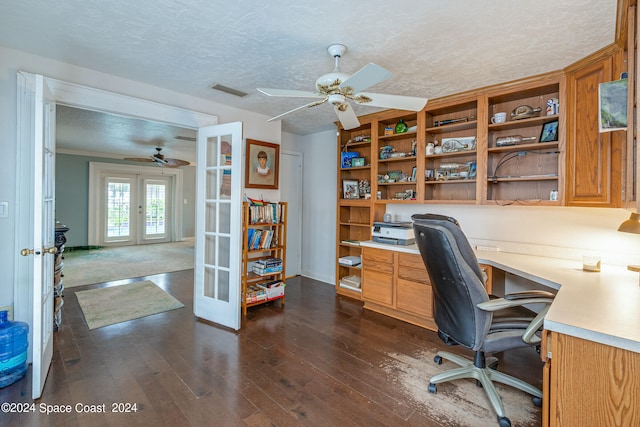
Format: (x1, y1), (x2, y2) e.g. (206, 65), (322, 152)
(428, 383), (437, 394)
(498, 416), (511, 427)
(532, 396), (542, 407)
(433, 355), (443, 364)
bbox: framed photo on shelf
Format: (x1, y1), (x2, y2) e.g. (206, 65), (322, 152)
(351, 157), (365, 167)
(342, 179), (360, 199)
(539, 120), (559, 142)
(245, 139), (279, 189)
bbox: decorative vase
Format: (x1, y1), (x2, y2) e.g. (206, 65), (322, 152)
(395, 119), (408, 133)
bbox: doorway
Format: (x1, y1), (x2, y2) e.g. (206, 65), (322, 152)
(87, 162), (183, 247)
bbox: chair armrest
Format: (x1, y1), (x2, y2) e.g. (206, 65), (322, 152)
(503, 290), (556, 300)
(478, 295), (554, 345)
(477, 297), (554, 312)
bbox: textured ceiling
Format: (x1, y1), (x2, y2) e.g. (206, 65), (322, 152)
(0, 0), (618, 159)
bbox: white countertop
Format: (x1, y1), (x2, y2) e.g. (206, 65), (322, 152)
(360, 240), (640, 354)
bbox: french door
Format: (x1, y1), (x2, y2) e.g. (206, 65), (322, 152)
(102, 173), (173, 245)
(193, 122), (243, 330)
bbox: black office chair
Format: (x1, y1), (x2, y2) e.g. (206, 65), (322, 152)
(411, 213), (555, 427)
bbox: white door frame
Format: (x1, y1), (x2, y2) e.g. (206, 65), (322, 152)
(14, 75), (218, 395)
(87, 162), (184, 246)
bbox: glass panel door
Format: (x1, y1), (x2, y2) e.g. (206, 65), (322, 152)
(105, 177), (135, 244)
(141, 176), (171, 243)
(194, 122), (242, 330)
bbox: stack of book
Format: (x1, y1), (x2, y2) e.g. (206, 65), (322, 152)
(252, 258), (282, 275)
(245, 284), (267, 303)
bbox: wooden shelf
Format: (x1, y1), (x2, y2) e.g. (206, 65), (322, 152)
(241, 202), (287, 316)
(426, 120), (477, 134)
(425, 179), (476, 185)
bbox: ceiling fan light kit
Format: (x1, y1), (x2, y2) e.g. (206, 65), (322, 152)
(257, 43), (428, 130)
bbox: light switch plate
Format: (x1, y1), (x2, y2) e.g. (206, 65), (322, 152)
(0, 201), (8, 218)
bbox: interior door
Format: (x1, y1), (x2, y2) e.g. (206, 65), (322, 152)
(280, 151), (303, 277)
(193, 122), (243, 330)
(16, 73), (56, 399)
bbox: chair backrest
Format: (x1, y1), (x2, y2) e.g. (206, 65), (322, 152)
(411, 214), (491, 351)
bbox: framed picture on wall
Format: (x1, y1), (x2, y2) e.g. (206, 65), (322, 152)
(245, 139), (279, 189)
(599, 78), (628, 132)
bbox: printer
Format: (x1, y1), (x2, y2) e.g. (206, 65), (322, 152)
(372, 222), (415, 245)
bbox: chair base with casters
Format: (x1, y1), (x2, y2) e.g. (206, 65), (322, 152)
(428, 350), (543, 427)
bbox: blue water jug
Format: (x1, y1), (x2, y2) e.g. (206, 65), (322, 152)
(0, 310), (29, 388)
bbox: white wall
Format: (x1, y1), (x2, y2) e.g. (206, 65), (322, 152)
(0, 46), (281, 308)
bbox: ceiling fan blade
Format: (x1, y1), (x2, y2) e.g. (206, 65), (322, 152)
(267, 99), (328, 122)
(164, 158), (190, 167)
(339, 63), (392, 94)
(257, 88), (323, 98)
(124, 157), (154, 163)
(334, 103), (360, 130)
(357, 92), (428, 111)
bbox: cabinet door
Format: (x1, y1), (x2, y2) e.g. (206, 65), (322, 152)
(566, 50), (624, 207)
(362, 247), (394, 306)
(397, 278), (432, 317)
(362, 269), (394, 306)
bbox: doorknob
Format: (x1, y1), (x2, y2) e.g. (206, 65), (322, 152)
(20, 247), (57, 256)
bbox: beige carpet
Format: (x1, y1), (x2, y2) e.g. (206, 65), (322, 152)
(381, 349), (540, 427)
(63, 240), (194, 287)
(75, 280), (184, 330)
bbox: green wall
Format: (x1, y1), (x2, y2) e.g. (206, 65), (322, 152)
(55, 153), (196, 247)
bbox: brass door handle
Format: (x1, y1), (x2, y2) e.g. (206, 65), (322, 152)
(20, 247), (57, 256)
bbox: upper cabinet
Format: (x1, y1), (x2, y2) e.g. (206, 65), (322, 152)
(565, 45), (626, 207)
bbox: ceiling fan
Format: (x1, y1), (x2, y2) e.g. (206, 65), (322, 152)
(257, 44), (428, 130)
(124, 147), (190, 168)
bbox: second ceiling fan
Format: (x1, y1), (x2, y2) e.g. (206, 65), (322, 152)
(258, 44), (428, 130)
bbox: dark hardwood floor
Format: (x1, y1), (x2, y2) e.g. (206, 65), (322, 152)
(1, 271), (543, 426)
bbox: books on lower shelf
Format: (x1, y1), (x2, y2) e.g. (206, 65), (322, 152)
(252, 257), (283, 275)
(245, 280), (285, 303)
(339, 275), (361, 292)
(338, 255), (361, 266)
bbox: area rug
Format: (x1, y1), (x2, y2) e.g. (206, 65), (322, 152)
(75, 280), (184, 330)
(381, 349), (539, 427)
(63, 240), (194, 287)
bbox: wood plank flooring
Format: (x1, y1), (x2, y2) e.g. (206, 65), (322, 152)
(0, 271), (542, 426)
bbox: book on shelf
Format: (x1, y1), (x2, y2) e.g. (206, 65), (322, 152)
(245, 284), (267, 303)
(255, 257), (282, 267)
(341, 239), (361, 246)
(247, 229), (275, 250)
(338, 255), (361, 266)
(253, 266), (283, 275)
(247, 202), (285, 224)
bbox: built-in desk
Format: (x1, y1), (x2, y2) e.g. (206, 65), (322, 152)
(360, 241), (640, 426)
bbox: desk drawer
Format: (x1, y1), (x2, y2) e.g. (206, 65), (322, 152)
(362, 248), (394, 274)
(398, 253), (429, 284)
